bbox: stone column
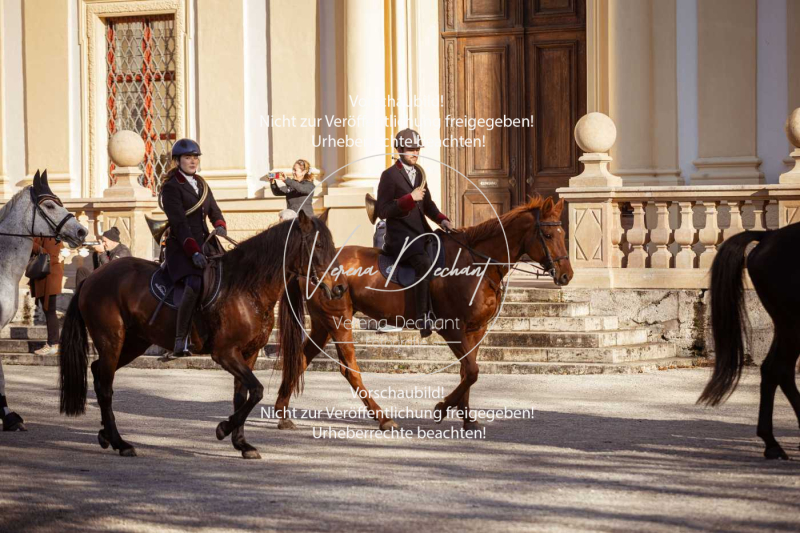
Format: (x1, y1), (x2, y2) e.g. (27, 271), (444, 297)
(692, 0), (763, 184)
(324, 0), (386, 247)
(339, 0), (386, 188)
(607, 0), (681, 186)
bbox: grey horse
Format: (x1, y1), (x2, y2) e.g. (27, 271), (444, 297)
(0, 170), (87, 431)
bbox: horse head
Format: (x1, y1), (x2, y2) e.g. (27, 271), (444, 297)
(29, 169), (88, 247)
(522, 196), (572, 286)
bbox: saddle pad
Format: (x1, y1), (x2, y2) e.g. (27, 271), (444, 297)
(378, 238), (446, 287)
(149, 263), (223, 310)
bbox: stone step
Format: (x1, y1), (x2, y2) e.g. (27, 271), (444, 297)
(316, 341), (675, 364)
(502, 287), (567, 303)
(496, 301), (590, 317)
(0, 339), (673, 365)
(489, 315), (618, 332)
(0, 320), (647, 353)
(0, 353), (696, 375)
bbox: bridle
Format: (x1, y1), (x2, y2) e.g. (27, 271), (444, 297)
(0, 188), (75, 241)
(443, 208), (568, 280)
(533, 209), (569, 278)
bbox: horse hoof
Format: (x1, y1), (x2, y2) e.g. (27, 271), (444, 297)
(765, 445), (789, 460)
(242, 449), (261, 460)
(98, 430), (110, 449)
(463, 420), (482, 432)
(119, 447), (137, 457)
(216, 421), (230, 440)
(433, 402), (446, 424)
(380, 420), (399, 431)
(277, 419), (297, 430)
(2, 412), (26, 432)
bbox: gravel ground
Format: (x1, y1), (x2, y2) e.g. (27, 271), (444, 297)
(1, 365), (799, 532)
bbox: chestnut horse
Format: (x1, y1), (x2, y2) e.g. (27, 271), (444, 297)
(59, 212), (345, 459)
(700, 226), (800, 460)
(275, 196), (572, 430)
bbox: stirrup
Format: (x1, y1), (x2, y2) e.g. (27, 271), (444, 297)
(171, 336), (193, 358)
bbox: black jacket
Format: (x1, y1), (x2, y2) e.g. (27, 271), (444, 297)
(161, 169), (226, 281)
(270, 178), (315, 217)
(375, 160), (447, 257)
(93, 242), (131, 268)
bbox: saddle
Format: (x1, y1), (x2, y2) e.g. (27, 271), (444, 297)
(149, 237), (225, 311)
(377, 235), (446, 287)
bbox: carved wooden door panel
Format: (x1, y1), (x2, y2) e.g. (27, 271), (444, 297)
(456, 34), (519, 227)
(440, 0), (586, 228)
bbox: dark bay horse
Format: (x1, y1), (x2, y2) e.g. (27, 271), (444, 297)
(275, 196), (572, 430)
(700, 225), (800, 460)
(59, 212), (345, 459)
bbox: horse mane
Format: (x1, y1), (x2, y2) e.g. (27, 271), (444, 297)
(0, 187), (30, 225)
(221, 216), (335, 296)
(459, 195), (546, 245)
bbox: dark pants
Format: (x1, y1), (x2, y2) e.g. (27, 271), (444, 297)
(403, 252), (433, 320)
(37, 295), (59, 345)
(175, 275), (202, 305)
(75, 267), (91, 289)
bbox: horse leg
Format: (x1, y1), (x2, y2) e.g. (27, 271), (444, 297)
(230, 351), (261, 459)
(91, 336), (137, 457)
(275, 321), (329, 430)
(332, 327), (398, 431)
(757, 337), (787, 460)
(774, 338), (800, 451)
(0, 361), (26, 431)
(212, 349), (264, 454)
(434, 331), (481, 426)
(456, 366), (481, 432)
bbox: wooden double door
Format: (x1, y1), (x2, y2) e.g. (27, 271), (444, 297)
(439, 0), (586, 227)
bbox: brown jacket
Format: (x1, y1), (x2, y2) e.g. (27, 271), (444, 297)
(31, 237), (64, 309)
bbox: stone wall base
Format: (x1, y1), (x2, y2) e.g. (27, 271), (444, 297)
(559, 288), (773, 364)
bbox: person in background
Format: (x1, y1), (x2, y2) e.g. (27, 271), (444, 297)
(92, 227), (132, 268)
(74, 227), (132, 288)
(30, 237), (64, 357)
(270, 159), (315, 218)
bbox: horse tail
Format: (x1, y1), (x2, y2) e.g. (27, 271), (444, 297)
(699, 230), (765, 406)
(278, 278), (306, 399)
(59, 282), (89, 416)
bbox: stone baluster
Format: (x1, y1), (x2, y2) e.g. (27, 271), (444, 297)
(610, 202), (625, 268)
(723, 200), (745, 240)
(749, 200), (767, 231)
(626, 202), (648, 268)
(698, 201), (721, 268)
(779, 108), (800, 226)
(649, 201), (672, 268)
(674, 201), (697, 268)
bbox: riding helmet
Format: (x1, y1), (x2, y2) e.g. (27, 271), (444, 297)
(171, 138), (202, 158)
(394, 128), (424, 152)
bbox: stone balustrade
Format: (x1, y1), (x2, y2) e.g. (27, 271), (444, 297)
(556, 110), (800, 289)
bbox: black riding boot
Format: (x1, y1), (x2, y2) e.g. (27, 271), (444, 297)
(414, 279), (433, 338)
(174, 285), (199, 356)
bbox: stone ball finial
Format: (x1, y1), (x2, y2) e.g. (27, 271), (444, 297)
(108, 130), (145, 167)
(785, 108), (800, 149)
(574, 112), (617, 153)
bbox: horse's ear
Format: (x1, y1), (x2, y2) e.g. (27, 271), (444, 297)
(32, 170), (41, 193)
(318, 208), (330, 225)
(297, 209), (314, 233)
(542, 196), (554, 215)
(553, 198), (565, 216)
(41, 169), (49, 187)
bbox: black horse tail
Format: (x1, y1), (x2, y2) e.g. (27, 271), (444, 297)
(699, 230), (765, 406)
(59, 282), (89, 416)
(278, 278), (306, 399)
